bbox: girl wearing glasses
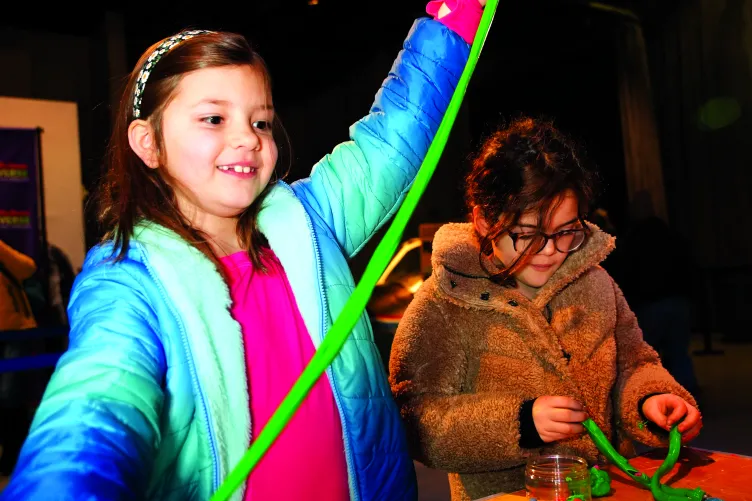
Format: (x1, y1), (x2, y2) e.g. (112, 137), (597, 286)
(389, 117), (701, 500)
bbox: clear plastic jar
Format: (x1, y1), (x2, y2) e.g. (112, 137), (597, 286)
(525, 454), (591, 501)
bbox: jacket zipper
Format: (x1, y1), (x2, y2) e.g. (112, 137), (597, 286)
(140, 248), (221, 494)
(291, 184), (360, 501)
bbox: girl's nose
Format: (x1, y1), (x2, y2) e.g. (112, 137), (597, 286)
(230, 124), (260, 150)
(538, 237), (557, 256)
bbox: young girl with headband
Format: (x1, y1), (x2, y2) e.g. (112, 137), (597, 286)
(1, 1), (486, 500)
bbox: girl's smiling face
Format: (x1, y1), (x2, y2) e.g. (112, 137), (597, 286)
(474, 191), (586, 298)
(159, 64), (278, 221)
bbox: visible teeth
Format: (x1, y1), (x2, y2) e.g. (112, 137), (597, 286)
(217, 165), (256, 173)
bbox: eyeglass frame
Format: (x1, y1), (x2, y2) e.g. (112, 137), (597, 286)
(506, 218), (589, 254)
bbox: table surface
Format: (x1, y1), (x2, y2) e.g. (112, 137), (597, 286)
(484, 448), (752, 501)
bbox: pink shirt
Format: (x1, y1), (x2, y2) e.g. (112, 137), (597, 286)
(220, 250), (350, 501)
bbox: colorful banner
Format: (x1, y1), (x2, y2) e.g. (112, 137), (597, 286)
(0, 128), (42, 266)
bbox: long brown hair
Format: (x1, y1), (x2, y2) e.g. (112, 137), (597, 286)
(465, 117), (598, 285)
(97, 31), (290, 270)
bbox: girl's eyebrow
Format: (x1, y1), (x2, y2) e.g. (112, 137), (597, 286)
(514, 218), (581, 230)
(191, 99), (274, 112)
(192, 98), (231, 108)
(554, 218), (581, 230)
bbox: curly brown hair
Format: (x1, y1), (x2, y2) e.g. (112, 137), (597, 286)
(465, 117), (599, 284)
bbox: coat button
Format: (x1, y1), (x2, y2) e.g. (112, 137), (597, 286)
(508, 300), (518, 307)
(480, 292), (490, 301)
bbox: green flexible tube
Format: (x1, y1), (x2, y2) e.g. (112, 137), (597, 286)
(650, 427), (705, 501)
(583, 418), (709, 501)
(583, 418), (650, 488)
(208, 3), (500, 500)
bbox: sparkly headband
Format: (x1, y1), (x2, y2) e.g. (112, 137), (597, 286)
(132, 29), (215, 118)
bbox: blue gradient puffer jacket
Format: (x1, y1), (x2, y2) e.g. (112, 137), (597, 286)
(1, 18), (470, 501)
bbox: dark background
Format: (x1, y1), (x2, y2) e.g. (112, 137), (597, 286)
(2, 0), (751, 333)
(3, 0), (750, 335)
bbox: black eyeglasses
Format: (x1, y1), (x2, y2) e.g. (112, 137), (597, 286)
(508, 226), (588, 254)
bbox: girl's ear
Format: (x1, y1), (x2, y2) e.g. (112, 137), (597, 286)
(472, 205), (491, 237)
(128, 119), (159, 169)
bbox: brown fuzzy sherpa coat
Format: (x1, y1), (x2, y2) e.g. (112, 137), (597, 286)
(389, 222), (697, 501)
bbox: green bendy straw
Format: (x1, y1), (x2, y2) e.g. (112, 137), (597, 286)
(210, 3), (499, 499)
